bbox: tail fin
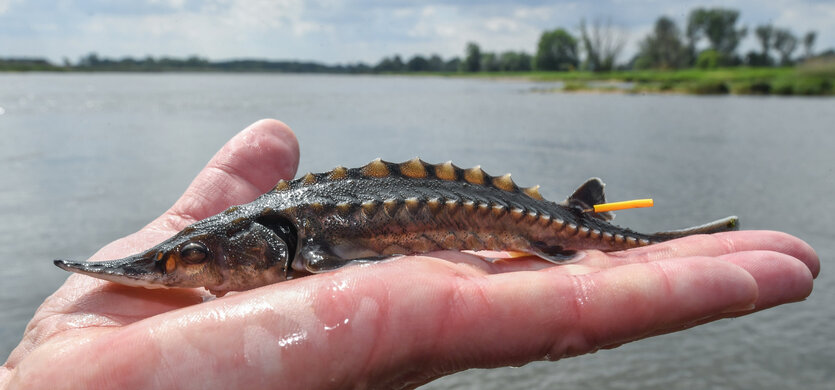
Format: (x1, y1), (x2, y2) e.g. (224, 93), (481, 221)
(652, 216), (739, 240)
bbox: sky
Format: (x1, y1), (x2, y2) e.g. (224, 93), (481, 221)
(1, 0), (833, 65)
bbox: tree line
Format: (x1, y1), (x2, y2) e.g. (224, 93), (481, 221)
(466, 8), (823, 73)
(1, 7), (828, 73)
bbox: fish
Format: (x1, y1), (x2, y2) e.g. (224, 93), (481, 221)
(54, 158), (738, 297)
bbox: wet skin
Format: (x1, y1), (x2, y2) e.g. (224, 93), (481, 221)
(0, 119), (819, 389)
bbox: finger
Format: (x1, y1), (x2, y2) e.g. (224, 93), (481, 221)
(718, 249), (814, 310)
(625, 249), (815, 340)
(88, 119), (299, 260)
(158, 118), (299, 231)
(588, 231), (819, 276)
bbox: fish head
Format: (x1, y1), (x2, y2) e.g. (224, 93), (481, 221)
(55, 210), (298, 296)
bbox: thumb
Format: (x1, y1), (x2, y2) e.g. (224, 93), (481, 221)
(157, 119), (299, 231)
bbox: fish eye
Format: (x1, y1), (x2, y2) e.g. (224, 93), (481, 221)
(180, 242), (209, 264)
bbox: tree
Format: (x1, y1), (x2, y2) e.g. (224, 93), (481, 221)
(79, 52), (101, 67)
(444, 57), (461, 72)
(803, 31), (817, 59)
(427, 54), (444, 71)
(461, 42), (481, 72)
(534, 28), (579, 71)
(479, 52), (499, 72)
(687, 8), (747, 65)
(578, 18), (625, 72)
(498, 51), (532, 71)
(774, 28), (798, 65)
(634, 16), (688, 69)
(754, 24), (775, 66)
(406, 55), (430, 72)
(374, 55), (405, 72)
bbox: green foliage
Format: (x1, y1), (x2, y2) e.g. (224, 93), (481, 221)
(686, 79), (729, 94)
(797, 56), (835, 78)
(579, 18), (625, 72)
(802, 31), (817, 58)
(0, 57), (60, 71)
(375, 55), (405, 72)
(634, 17), (688, 69)
(696, 50), (720, 69)
(406, 55), (430, 72)
(771, 76), (833, 95)
(754, 24), (775, 66)
(480, 52), (500, 72)
(774, 29), (798, 65)
(730, 80), (771, 94)
(498, 51), (532, 72)
(534, 28), (578, 71)
(562, 81), (589, 91)
(461, 42), (481, 72)
(687, 8), (747, 65)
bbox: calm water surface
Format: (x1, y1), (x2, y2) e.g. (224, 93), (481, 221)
(0, 74), (832, 389)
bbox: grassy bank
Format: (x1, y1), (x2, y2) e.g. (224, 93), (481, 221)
(4, 58), (832, 96)
(459, 64), (834, 96)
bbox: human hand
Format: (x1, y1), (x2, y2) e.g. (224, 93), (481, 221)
(1, 119), (818, 389)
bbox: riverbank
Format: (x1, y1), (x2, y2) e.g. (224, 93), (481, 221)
(456, 63), (834, 96)
(3, 58), (832, 96)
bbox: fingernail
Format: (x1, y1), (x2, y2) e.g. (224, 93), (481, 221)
(721, 303), (756, 314)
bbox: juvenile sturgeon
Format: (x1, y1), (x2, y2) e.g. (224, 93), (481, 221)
(55, 158), (738, 297)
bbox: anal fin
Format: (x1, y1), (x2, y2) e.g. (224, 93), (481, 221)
(530, 241), (579, 264)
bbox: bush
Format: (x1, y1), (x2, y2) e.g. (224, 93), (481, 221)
(562, 81), (590, 91)
(771, 79), (795, 95)
(658, 81), (675, 91)
(793, 77), (833, 95)
(687, 79), (729, 94)
(731, 80), (771, 95)
(696, 50), (720, 69)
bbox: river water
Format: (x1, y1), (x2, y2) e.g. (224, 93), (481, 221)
(0, 73), (832, 389)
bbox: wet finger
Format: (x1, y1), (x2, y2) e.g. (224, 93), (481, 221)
(583, 231), (818, 276)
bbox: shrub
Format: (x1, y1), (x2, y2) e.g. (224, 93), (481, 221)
(732, 80), (771, 95)
(687, 80), (729, 94)
(562, 81), (589, 91)
(696, 50), (720, 69)
(793, 77), (833, 95)
(771, 79), (795, 95)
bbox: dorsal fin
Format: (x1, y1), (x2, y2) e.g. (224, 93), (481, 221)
(567, 178), (614, 221)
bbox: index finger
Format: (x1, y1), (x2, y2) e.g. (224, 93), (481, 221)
(587, 230), (819, 276)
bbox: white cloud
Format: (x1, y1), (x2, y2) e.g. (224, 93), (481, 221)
(147, 0), (187, 9)
(0, 0), (20, 15)
(0, 0), (832, 64)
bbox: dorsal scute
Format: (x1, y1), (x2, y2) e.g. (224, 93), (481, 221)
(464, 165), (486, 185)
(302, 172), (317, 185)
(329, 166), (349, 180)
(368, 159), (542, 199)
(491, 173), (518, 192)
(522, 185), (544, 200)
(361, 158), (391, 178)
(399, 158), (428, 179)
(283, 159), (549, 202)
(433, 160), (458, 181)
(274, 179), (291, 191)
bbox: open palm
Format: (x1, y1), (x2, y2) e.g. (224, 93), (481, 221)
(1, 120), (818, 389)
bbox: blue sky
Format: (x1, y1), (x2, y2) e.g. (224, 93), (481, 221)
(1, 0), (832, 64)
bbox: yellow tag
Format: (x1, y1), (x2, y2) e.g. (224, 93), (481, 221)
(591, 199), (654, 213)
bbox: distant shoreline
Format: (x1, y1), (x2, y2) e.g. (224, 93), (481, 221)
(2, 63), (832, 96)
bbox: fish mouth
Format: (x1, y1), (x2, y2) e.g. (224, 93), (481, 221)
(54, 254), (169, 289)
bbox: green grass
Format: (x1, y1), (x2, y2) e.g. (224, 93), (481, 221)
(4, 59), (833, 96)
(456, 66), (833, 96)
